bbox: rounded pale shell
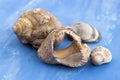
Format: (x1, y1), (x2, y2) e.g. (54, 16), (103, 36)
(91, 46), (112, 65)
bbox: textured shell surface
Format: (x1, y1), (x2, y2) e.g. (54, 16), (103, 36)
(38, 27), (91, 67)
(13, 8), (62, 48)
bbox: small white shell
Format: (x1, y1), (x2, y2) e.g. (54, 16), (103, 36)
(90, 46), (112, 65)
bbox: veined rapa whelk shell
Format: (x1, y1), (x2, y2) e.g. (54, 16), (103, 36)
(13, 8), (61, 48)
(90, 46), (112, 65)
(38, 27), (91, 67)
(68, 22), (101, 43)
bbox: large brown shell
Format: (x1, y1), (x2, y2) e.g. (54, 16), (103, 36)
(38, 27), (91, 67)
(13, 8), (62, 48)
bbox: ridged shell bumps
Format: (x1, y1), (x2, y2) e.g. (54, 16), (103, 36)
(38, 28), (90, 67)
(13, 9), (61, 48)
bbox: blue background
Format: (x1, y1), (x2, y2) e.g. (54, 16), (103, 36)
(0, 0), (120, 80)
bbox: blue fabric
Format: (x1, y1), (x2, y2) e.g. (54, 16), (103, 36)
(0, 0), (120, 80)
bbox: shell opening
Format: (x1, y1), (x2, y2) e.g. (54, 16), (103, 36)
(52, 31), (85, 67)
(53, 31), (80, 59)
(54, 33), (73, 50)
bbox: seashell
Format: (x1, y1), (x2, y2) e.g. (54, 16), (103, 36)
(38, 27), (91, 67)
(68, 22), (101, 42)
(90, 46), (112, 65)
(13, 8), (62, 48)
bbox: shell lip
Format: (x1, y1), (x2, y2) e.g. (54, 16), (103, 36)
(82, 31), (101, 43)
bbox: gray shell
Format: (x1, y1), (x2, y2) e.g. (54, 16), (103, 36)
(69, 22), (101, 43)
